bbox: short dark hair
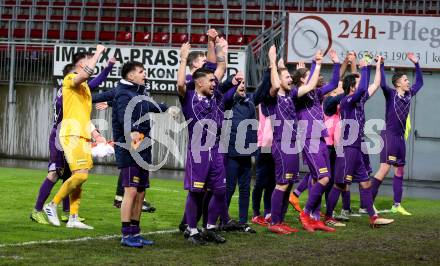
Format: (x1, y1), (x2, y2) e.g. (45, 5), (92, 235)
(121, 61), (145, 79)
(342, 73), (359, 94)
(72, 52), (92, 65)
(187, 51), (205, 69)
(62, 63), (74, 77)
(292, 68), (308, 87)
(192, 67), (214, 81)
(392, 73), (405, 87)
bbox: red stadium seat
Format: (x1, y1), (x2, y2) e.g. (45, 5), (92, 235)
(245, 35), (257, 44)
(30, 29), (43, 38)
(13, 29), (26, 38)
(172, 33), (188, 44)
(153, 32), (170, 43)
(99, 31), (115, 41)
(64, 30), (78, 40)
(190, 33), (207, 44)
(0, 28), (8, 38)
(228, 35), (244, 45)
(47, 29), (60, 39)
(116, 31), (132, 42)
(81, 31), (95, 40)
(135, 32), (151, 43)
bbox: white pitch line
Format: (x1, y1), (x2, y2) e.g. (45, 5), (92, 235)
(0, 229), (178, 248)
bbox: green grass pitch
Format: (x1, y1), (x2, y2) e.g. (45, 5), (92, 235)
(0, 167), (439, 265)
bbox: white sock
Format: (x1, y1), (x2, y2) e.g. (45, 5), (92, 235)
(206, 224), (216, 230)
(188, 227), (198, 236)
(265, 213), (271, 219)
(115, 195), (123, 201)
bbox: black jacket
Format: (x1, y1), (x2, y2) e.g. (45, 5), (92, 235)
(112, 80), (168, 168)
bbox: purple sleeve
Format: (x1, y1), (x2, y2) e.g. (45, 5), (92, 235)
(410, 63), (423, 95)
(347, 66), (368, 105)
(88, 63), (114, 91)
(203, 62), (217, 72)
(290, 87), (298, 100)
(223, 85), (238, 109)
(319, 63), (341, 96)
(380, 63), (393, 97)
(306, 60), (316, 84)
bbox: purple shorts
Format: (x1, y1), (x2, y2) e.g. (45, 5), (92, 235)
(120, 165), (150, 188)
(184, 148), (226, 192)
(335, 146), (370, 184)
(380, 131), (406, 166)
(48, 129), (70, 179)
(272, 141), (299, 185)
(302, 138), (331, 180)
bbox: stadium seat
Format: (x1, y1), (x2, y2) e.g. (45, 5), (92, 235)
(171, 33), (188, 44)
(0, 28), (8, 38)
(30, 29), (43, 39)
(64, 30), (78, 40)
(190, 33), (207, 44)
(135, 32), (151, 43)
(116, 31), (132, 42)
(245, 35), (257, 44)
(13, 28), (26, 38)
(47, 29), (60, 39)
(153, 32), (170, 43)
(99, 31), (115, 41)
(81, 31), (95, 40)
(228, 35), (244, 45)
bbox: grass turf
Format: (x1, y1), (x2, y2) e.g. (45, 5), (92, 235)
(0, 167), (439, 265)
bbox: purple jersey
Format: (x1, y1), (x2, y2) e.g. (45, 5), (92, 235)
(339, 66), (370, 148)
(180, 88), (225, 147)
(262, 90), (298, 142)
(381, 63), (423, 136)
(295, 63), (340, 139)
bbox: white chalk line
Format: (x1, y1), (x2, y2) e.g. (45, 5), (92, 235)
(0, 229), (179, 248)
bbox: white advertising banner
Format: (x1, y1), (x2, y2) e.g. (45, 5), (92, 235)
(287, 13), (440, 68)
(53, 44), (246, 94)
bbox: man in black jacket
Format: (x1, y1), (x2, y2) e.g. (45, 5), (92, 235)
(112, 61), (171, 248)
(224, 72), (257, 233)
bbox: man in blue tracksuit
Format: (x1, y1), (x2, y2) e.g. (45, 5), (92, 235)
(112, 61), (169, 248)
(224, 72), (258, 233)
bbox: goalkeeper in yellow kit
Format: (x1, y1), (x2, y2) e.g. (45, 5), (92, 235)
(44, 44), (106, 229)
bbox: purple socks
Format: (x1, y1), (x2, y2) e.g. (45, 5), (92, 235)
(359, 186), (375, 217)
(270, 189), (285, 224)
(325, 187), (342, 217)
(371, 177), (383, 201)
(185, 192), (203, 228)
(393, 175), (403, 204)
(341, 190), (351, 210)
(294, 174), (310, 196)
(207, 192), (227, 226)
(34, 178), (55, 211)
(304, 182), (326, 215)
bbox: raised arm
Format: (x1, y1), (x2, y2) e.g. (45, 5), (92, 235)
(320, 49), (341, 95)
(253, 68), (271, 106)
(206, 29), (218, 64)
(350, 52), (358, 74)
(368, 56), (382, 97)
(268, 45), (280, 97)
(72, 44), (105, 87)
(349, 63), (369, 104)
(408, 52), (424, 95)
(339, 52), (350, 79)
(214, 37), (227, 81)
(177, 42), (191, 97)
(297, 50), (323, 97)
(88, 57), (116, 90)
